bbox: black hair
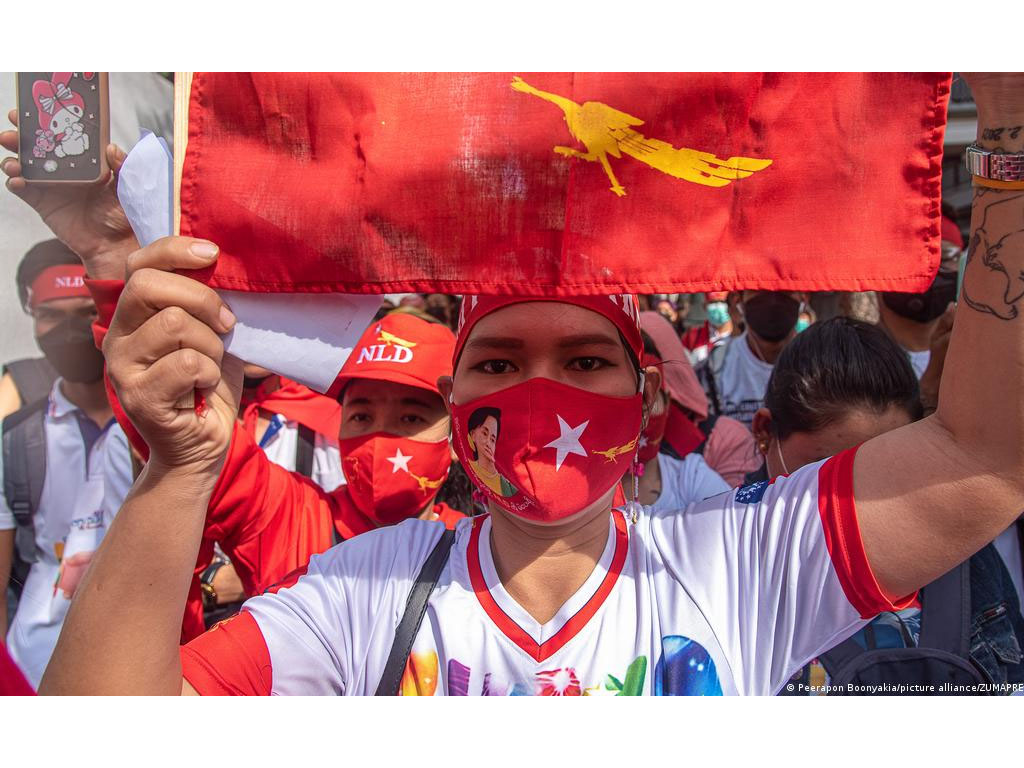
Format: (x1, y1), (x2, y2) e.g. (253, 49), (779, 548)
(640, 330), (660, 357)
(764, 316), (923, 440)
(16, 239), (80, 311)
(466, 406), (501, 461)
(433, 460), (485, 516)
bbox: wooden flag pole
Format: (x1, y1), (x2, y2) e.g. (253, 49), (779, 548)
(173, 72), (196, 411)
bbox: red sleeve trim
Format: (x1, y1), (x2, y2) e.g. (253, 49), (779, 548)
(817, 446), (918, 619)
(180, 611), (273, 696)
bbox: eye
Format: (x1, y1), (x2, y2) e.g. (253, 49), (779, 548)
(568, 356), (611, 372)
(400, 413), (426, 424)
(71, 106), (82, 116)
(473, 359), (518, 374)
(51, 120), (58, 130)
(347, 412), (371, 423)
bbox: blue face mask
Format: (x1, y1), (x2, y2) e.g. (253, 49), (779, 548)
(795, 317), (811, 333)
(706, 302), (730, 329)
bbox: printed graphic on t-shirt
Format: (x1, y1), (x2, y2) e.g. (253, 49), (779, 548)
(398, 635), (722, 696)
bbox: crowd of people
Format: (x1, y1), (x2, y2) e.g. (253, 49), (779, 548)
(1, 71), (1023, 696)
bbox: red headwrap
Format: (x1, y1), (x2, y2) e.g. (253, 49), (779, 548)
(453, 294), (643, 367)
(27, 264), (89, 310)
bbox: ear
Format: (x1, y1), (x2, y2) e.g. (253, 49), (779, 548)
(641, 366), (662, 422)
(751, 407), (773, 454)
(437, 375), (454, 414)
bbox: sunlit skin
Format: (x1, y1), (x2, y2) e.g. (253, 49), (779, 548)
(752, 405), (913, 479)
(437, 302), (661, 624)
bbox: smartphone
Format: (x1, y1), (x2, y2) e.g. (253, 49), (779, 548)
(15, 72), (109, 183)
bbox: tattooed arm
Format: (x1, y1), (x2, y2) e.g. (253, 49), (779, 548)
(854, 73), (1024, 598)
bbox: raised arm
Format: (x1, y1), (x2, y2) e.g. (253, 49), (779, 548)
(40, 239), (239, 695)
(856, 73), (1024, 597)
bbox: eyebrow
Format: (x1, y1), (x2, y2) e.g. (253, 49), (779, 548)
(464, 333), (620, 351)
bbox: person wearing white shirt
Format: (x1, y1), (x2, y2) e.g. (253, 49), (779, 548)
(0, 241), (132, 687)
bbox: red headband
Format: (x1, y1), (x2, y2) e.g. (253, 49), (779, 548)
(453, 294), (643, 368)
(27, 264), (89, 310)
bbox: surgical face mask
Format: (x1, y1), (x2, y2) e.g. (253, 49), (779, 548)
(35, 314), (104, 384)
(741, 293), (802, 343)
(450, 377), (643, 523)
(795, 317), (811, 334)
(706, 301), (730, 329)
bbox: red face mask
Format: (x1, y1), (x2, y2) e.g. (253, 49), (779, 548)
(451, 378), (643, 523)
(337, 433), (451, 526)
(637, 406), (669, 463)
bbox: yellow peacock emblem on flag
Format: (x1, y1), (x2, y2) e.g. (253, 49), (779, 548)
(593, 436), (639, 463)
(511, 77), (772, 197)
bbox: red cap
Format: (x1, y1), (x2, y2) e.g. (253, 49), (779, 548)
(453, 294), (643, 367)
(27, 264), (89, 310)
(331, 312), (455, 397)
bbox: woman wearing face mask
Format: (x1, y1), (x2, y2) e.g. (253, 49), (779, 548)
(466, 408), (517, 498)
(640, 312), (761, 488)
(752, 317), (1024, 692)
(32, 74), (1024, 697)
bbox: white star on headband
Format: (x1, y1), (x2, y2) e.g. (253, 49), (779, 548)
(544, 415), (589, 471)
(387, 448), (412, 474)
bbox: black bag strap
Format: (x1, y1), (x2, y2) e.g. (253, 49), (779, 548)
(2, 397), (49, 564)
(375, 527), (457, 696)
(3, 358), (57, 407)
(817, 636), (865, 678)
(919, 560), (971, 657)
(294, 423), (315, 478)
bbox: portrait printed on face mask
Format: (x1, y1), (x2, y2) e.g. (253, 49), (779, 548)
(466, 407), (518, 498)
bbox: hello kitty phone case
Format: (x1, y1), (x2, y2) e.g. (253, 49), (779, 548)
(16, 72), (109, 183)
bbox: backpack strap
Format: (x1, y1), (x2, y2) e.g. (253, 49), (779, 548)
(375, 527), (457, 696)
(3, 358), (57, 407)
(2, 397), (49, 564)
(817, 636), (865, 679)
(697, 341), (728, 417)
(919, 560), (971, 657)
(294, 424), (315, 479)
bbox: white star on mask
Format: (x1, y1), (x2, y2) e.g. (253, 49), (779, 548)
(544, 415), (589, 471)
(386, 448), (413, 474)
(639, 435), (649, 448)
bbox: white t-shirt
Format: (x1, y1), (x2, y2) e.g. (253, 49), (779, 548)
(713, 334), (774, 428)
(905, 349), (931, 380)
(258, 417), (345, 493)
(651, 453), (730, 512)
(0, 380), (132, 687)
(182, 447), (907, 695)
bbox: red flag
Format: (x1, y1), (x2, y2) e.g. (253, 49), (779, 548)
(180, 73), (949, 295)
